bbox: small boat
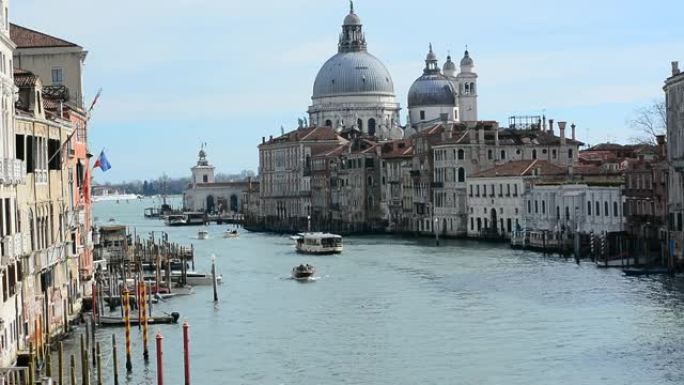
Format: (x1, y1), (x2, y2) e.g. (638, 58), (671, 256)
(623, 267), (671, 277)
(224, 229), (239, 238)
(198, 230), (209, 240)
(293, 232), (343, 254)
(171, 272), (223, 286)
(165, 214), (187, 226)
(292, 264), (315, 280)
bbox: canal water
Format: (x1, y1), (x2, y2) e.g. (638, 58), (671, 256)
(78, 198), (684, 385)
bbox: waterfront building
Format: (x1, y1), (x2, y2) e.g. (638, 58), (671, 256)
(379, 139), (414, 232)
(257, 126), (346, 232)
(15, 69), (80, 361)
(0, 0), (24, 366)
(622, 136), (668, 257)
(11, 23), (94, 311)
(307, 3), (402, 140)
(183, 147), (255, 214)
(664, 61), (684, 264)
(466, 160), (566, 240)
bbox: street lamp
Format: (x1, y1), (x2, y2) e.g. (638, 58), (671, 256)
(307, 215), (311, 233)
(434, 217), (440, 246)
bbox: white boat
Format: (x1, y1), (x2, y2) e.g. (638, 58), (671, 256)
(171, 272), (222, 286)
(292, 232), (343, 254)
(291, 264), (315, 280)
(92, 189), (141, 203)
(165, 214), (187, 226)
(224, 229), (239, 238)
(198, 230), (209, 240)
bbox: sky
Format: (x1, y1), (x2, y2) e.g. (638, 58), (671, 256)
(12, 0), (684, 183)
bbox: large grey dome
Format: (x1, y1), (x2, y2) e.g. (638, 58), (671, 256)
(313, 51), (395, 98)
(408, 74), (456, 107)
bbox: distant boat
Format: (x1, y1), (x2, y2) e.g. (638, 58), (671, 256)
(224, 229), (239, 238)
(171, 271), (223, 286)
(292, 232), (343, 254)
(198, 230), (209, 240)
(92, 189), (141, 203)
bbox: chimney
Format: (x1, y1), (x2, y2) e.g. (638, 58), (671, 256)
(656, 134), (666, 158)
(548, 119), (554, 135)
(558, 121), (567, 146)
(269, 135), (273, 141)
(262, 136), (265, 144)
(673, 61), (681, 76)
(542, 115), (547, 132)
(495, 127), (499, 148)
(571, 123), (576, 141)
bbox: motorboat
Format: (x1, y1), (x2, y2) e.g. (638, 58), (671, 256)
(171, 272), (223, 286)
(224, 229), (239, 238)
(291, 264), (315, 280)
(198, 230), (209, 240)
(292, 232), (343, 254)
(165, 214), (187, 226)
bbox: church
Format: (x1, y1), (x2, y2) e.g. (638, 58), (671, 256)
(306, 1), (478, 138)
(183, 146), (257, 214)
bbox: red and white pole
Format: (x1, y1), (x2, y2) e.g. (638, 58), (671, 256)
(183, 321), (190, 385)
(156, 331), (164, 385)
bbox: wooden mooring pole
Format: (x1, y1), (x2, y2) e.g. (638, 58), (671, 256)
(183, 321), (190, 385)
(156, 331), (164, 385)
(112, 334), (119, 385)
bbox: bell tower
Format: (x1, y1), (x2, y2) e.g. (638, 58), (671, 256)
(456, 48), (478, 121)
(191, 144), (215, 187)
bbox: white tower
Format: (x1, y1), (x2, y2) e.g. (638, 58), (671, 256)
(191, 145), (215, 187)
(456, 49), (478, 122)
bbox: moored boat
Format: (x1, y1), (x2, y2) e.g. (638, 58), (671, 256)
(165, 214), (187, 226)
(171, 272), (223, 286)
(291, 264), (315, 280)
(99, 312), (180, 326)
(293, 232), (343, 254)
(224, 229), (239, 238)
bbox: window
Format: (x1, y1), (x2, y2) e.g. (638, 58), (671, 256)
(587, 201), (592, 216)
(470, 217), (474, 230)
(596, 201), (600, 215)
(48, 139), (61, 170)
(420, 110), (425, 120)
(458, 168), (465, 182)
(368, 118), (376, 136)
(556, 206), (560, 219)
(527, 200), (531, 214)
(458, 149), (464, 160)
(500, 150), (506, 160)
(565, 206), (570, 220)
(568, 149), (574, 159)
(506, 184), (510, 197)
(203, 175), (208, 183)
(613, 201), (619, 217)
(535, 200), (539, 213)
(498, 184), (503, 197)
(357, 119), (363, 131)
(488, 150), (493, 160)
(469, 185), (473, 197)
(552, 149), (557, 159)
(476, 185), (480, 197)
(325, 119), (332, 127)
(532, 149), (537, 160)
(513, 184), (518, 197)
(51, 67), (63, 85)
(604, 201), (609, 216)
(542, 200), (546, 214)
(490, 184), (495, 197)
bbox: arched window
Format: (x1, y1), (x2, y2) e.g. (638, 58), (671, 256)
(458, 149), (465, 160)
(604, 201), (609, 216)
(587, 201), (592, 216)
(368, 118), (376, 136)
(565, 206), (570, 220)
(532, 149), (537, 160)
(357, 119), (363, 131)
(500, 150), (506, 160)
(488, 150), (493, 160)
(596, 201), (600, 215)
(325, 119), (332, 127)
(470, 82), (475, 94)
(613, 201), (619, 217)
(568, 149), (574, 159)
(464, 83), (470, 95)
(556, 206), (560, 219)
(458, 168), (465, 182)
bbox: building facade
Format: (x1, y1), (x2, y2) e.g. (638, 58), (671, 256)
(664, 61), (684, 264)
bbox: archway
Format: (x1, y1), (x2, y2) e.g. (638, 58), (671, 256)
(368, 118), (376, 136)
(230, 194), (239, 213)
(490, 208), (498, 234)
(206, 195), (215, 213)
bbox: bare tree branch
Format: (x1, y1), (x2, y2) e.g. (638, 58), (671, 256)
(629, 99), (666, 145)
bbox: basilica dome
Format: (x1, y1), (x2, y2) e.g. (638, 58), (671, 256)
(312, 51), (395, 98)
(408, 74), (456, 107)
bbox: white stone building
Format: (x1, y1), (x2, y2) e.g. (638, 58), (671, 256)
(466, 160), (566, 239)
(664, 61), (684, 262)
(307, 2), (402, 140)
(524, 184), (624, 236)
(183, 147), (255, 214)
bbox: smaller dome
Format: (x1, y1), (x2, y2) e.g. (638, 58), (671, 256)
(443, 55), (456, 74)
(344, 12), (361, 25)
(461, 50), (474, 67)
(408, 74), (457, 108)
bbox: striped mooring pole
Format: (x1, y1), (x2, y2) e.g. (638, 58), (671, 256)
(123, 289), (133, 373)
(141, 281), (150, 362)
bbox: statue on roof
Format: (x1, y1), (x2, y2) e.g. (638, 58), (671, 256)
(350, 0), (354, 13)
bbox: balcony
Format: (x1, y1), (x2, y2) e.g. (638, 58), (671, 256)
(34, 244), (66, 271)
(0, 159), (27, 185)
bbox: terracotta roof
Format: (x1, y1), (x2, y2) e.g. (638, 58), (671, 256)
(472, 160), (567, 178)
(10, 24), (79, 48)
(14, 70), (38, 88)
(263, 126), (344, 145)
(381, 139), (414, 159)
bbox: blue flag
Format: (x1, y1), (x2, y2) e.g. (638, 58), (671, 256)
(94, 150), (111, 172)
